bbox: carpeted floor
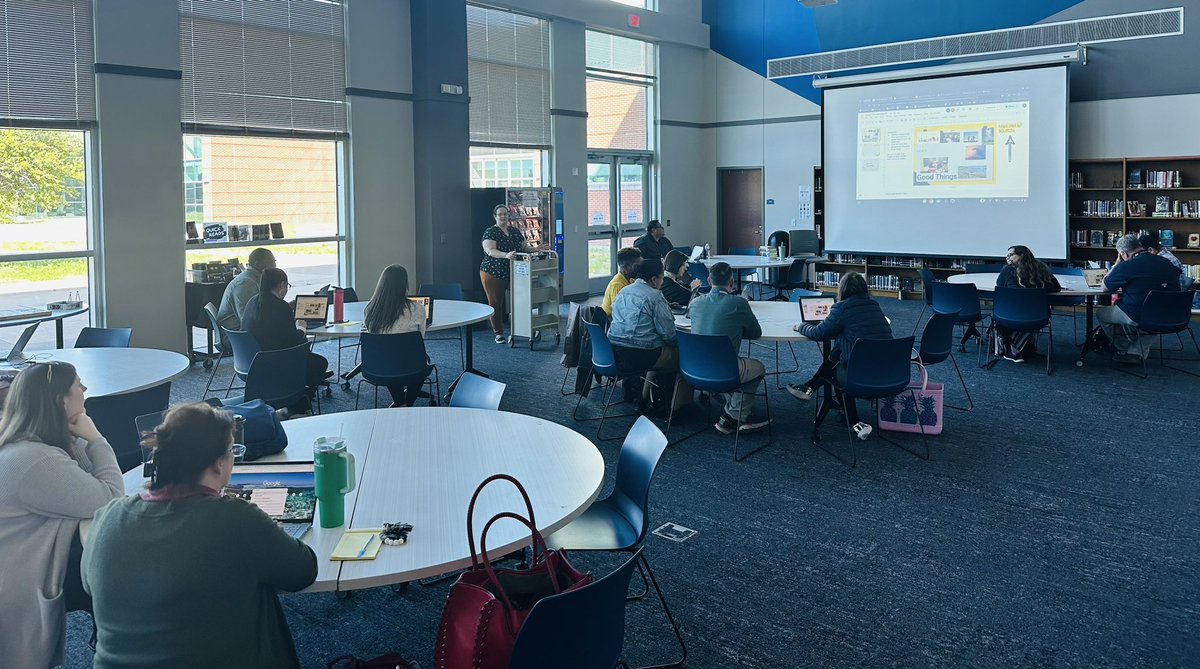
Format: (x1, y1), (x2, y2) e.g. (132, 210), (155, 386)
(64, 296), (1200, 668)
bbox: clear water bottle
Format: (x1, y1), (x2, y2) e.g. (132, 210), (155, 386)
(703, 243), (710, 259)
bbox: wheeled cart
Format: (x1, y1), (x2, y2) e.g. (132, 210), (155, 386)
(509, 251), (560, 349)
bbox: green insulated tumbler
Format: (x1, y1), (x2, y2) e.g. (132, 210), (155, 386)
(313, 437), (356, 528)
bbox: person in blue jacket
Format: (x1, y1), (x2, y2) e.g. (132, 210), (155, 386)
(1097, 234), (1182, 362)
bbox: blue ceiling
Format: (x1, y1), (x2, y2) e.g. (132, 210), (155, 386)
(702, 0), (1196, 105)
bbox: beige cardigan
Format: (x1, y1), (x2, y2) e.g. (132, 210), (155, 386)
(0, 436), (123, 668)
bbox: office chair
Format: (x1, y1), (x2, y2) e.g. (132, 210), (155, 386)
(986, 286), (1054, 375)
(74, 327), (132, 348)
(1124, 290), (1200, 379)
(356, 332), (439, 409)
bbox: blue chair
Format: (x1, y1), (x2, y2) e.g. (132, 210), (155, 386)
(572, 321), (657, 442)
(1050, 267), (1086, 345)
(221, 328), (259, 398)
(74, 327), (132, 348)
(417, 283), (465, 367)
(915, 310), (973, 412)
(509, 548), (643, 669)
(812, 336), (928, 467)
(200, 303), (228, 398)
(687, 261), (708, 287)
(765, 258), (807, 301)
(223, 341), (314, 412)
(448, 371), (505, 410)
(1127, 290), (1200, 379)
(727, 247), (758, 286)
(986, 286), (1054, 375)
(911, 267), (937, 335)
(543, 417), (687, 669)
(85, 382), (172, 473)
(356, 332), (439, 409)
(931, 281), (985, 356)
(670, 331), (772, 461)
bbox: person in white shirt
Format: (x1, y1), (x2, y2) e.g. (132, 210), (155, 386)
(363, 264), (428, 406)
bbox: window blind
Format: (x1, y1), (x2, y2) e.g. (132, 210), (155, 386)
(467, 5), (551, 148)
(179, 0), (347, 134)
(0, 0), (95, 124)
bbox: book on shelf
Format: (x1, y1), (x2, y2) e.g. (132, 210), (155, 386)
(1188, 233), (1200, 248)
(1072, 230), (1088, 246)
(1160, 229), (1174, 249)
(1128, 169), (1142, 188)
(1089, 230), (1105, 247)
(1105, 231), (1120, 247)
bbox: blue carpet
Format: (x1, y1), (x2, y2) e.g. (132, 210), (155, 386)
(64, 297), (1200, 667)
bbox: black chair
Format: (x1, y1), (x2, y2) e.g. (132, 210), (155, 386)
(74, 327), (132, 348)
(85, 382), (172, 473)
(509, 549), (643, 669)
(417, 283), (465, 367)
(812, 336), (928, 467)
(911, 267), (937, 335)
(447, 371), (505, 410)
(765, 258), (807, 301)
(573, 321), (658, 442)
(931, 281), (985, 356)
(356, 332), (439, 409)
(1050, 268), (1086, 345)
(222, 341), (314, 413)
(985, 286), (1054, 375)
(1126, 290), (1200, 379)
(914, 310), (973, 411)
(200, 303), (228, 398)
(543, 417), (687, 669)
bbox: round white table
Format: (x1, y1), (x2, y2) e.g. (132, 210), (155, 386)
(119, 408), (604, 593)
(675, 300), (811, 343)
(699, 254), (794, 271)
(12, 347), (190, 397)
(306, 300), (494, 376)
(0, 304), (89, 348)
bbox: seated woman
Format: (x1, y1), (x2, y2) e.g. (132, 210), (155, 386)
(661, 250), (702, 307)
(81, 403), (318, 668)
(363, 264), (428, 407)
(0, 362), (123, 667)
(786, 272), (892, 440)
(241, 267), (331, 412)
(995, 245), (1062, 363)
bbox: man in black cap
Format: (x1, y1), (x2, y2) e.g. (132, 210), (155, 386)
(633, 219), (674, 261)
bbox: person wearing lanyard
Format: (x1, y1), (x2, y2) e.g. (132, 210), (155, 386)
(479, 204), (533, 344)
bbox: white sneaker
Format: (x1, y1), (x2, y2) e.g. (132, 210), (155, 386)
(852, 422), (873, 441)
(787, 383), (814, 401)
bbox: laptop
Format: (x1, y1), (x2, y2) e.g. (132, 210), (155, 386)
(294, 295), (330, 329)
(1, 323), (39, 362)
(410, 296), (434, 325)
(798, 297), (836, 325)
(1081, 268), (1109, 288)
(225, 462), (317, 539)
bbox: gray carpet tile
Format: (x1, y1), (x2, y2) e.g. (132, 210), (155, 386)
(63, 297), (1200, 668)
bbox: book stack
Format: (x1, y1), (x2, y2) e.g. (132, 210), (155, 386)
(1128, 169), (1181, 188)
(1081, 199), (1124, 217)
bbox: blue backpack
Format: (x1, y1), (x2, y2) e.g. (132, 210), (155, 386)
(205, 398), (288, 461)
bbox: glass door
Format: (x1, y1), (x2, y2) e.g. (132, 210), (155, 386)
(587, 152), (652, 294)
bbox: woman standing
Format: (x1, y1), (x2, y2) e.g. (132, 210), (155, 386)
(995, 245), (1061, 362)
(363, 264), (428, 406)
(479, 204), (532, 343)
(0, 362), (123, 667)
(82, 403), (317, 668)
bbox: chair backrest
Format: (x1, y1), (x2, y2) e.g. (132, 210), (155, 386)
(963, 263), (1004, 274)
(318, 285), (360, 303)
(1137, 290), (1193, 334)
(508, 548), (643, 669)
(790, 229), (819, 255)
(243, 342), (309, 409)
(85, 382), (172, 473)
(991, 286), (1050, 330)
(917, 310), (959, 366)
(359, 332), (432, 383)
(785, 258), (806, 284)
(448, 372), (506, 410)
(1051, 267), (1084, 276)
(728, 247), (755, 256)
(919, 268), (936, 307)
(788, 289), (823, 302)
(687, 261), (709, 286)
(584, 321), (619, 378)
(675, 331), (741, 392)
(74, 327), (132, 348)
(416, 283), (464, 300)
(843, 336), (916, 400)
(202, 302), (226, 349)
(222, 329), (260, 377)
(931, 281), (981, 322)
(610, 416), (669, 544)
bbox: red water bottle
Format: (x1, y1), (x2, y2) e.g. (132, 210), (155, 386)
(333, 287), (345, 323)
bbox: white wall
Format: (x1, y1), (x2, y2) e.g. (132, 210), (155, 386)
(658, 41), (715, 248)
(1070, 93), (1200, 158)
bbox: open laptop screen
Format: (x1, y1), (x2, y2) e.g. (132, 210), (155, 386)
(294, 295), (329, 323)
(225, 462), (316, 522)
(798, 297), (835, 324)
(409, 297), (434, 325)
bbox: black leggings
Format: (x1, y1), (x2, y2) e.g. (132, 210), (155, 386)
(807, 358), (861, 424)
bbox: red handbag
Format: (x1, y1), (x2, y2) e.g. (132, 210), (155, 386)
(433, 474), (592, 669)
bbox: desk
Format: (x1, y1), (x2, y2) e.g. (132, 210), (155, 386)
(7, 347), (190, 397)
(306, 300), (494, 376)
(948, 273), (1112, 364)
(0, 305), (89, 349)
(117, 408), (604, 593)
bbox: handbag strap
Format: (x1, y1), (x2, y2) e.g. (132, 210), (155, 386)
(477, 511), (557, 632)
(466, 474), (536, 570)
(909, 360), (929, 391)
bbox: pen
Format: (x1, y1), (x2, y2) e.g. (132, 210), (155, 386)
(356, 534), (374, 559)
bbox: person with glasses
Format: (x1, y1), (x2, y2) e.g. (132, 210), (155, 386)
(0, 362), (123, 667)
(216, 247), (277, 332)
(994, 245), (1061, 363)
(81, 403), (317, 668)
(479, 204), (535, 344)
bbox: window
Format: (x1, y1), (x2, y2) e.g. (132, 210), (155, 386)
(469, 147), (548, 188)
(182, 135), (343, 296)
(610, 0), (656, 9)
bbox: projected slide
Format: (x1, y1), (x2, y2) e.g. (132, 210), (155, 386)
(857, 99), (1029, 200)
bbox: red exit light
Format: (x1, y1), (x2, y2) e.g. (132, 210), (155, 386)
(628, 14), (640, 28)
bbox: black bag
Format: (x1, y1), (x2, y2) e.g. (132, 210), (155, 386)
(327, 654), (420, 669)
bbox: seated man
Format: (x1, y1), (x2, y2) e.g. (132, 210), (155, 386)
(686, 262), (769, 434)
(216, 247), (276, 332)
(1097, 234), (1182, 363)
(1138, 233), (1191, 291)
(601, 247), (642, 317)
(632, 219), (674, 261)
(607, 258), (679, 409)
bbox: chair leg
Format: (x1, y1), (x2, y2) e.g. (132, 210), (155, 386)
(627, 559), (650, 601)
(560, 364), (576, 396)
(630, 552), (687, 669)
(812, 387), (856, 468)
(353, 380), (362, 410)
(1046, 320), (1055, 376)
(944, 353), (974, 412)
(733, 378), (771, 462)
(596, 379), (620, 442)
(201, 349), (225, 398)
(911, 303), (928, 336)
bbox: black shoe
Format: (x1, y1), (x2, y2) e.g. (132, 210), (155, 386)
(714, 413), (737, 434)
(1112, 352), (1143, 365)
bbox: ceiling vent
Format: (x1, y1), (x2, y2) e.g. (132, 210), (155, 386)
(768, 7), (1184, 78)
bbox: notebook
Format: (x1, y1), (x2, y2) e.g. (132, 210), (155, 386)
(225, 462), (316, 538)
(1081, 268), (1109, 288)
(798, 297), (835, 325)
(294, 295), (330, 328)
(409, 296), (434, 325)
(1, 323), (39, 362)
(331, 530), (382, 561)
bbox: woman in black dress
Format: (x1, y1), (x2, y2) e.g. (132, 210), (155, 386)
(479, 204), (532, 343)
